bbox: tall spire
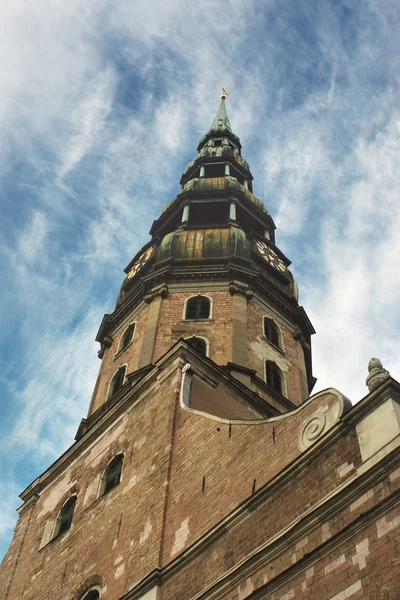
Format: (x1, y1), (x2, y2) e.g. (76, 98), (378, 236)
(197, 91), (241, 152)
(209, 97), (232, 133)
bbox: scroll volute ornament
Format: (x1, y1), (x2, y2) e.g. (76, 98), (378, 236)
(298, 390), (350, 452)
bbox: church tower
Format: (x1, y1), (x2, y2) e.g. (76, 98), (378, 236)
(1, 96), (400, 600)
(90, 93), (315, 419)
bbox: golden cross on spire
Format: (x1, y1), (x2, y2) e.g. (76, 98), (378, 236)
(220, 87), (229, 100)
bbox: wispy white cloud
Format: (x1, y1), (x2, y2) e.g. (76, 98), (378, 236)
(264, 128), (334, 236)
(16, 211), (48, 263)
(57, 68), (117, 181)
(0, 480), (20, 540)
(13, 308), (101, 453)
(303, 110), (400, 400)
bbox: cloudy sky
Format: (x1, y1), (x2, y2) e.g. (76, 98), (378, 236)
(1, 0), (399, 558)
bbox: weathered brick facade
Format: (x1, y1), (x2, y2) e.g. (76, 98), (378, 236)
(2, 98), (399, 600)
(90, 286), (309, 417)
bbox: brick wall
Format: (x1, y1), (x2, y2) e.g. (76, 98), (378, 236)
(160, 432), (399, 600)
(2, 357), (399, 600)
(160, 389), (361, 569)
(89, 302), (149, 414)
(90, 286), (309, 417)
(2, 367), (180, 600)
(152, 290), (234, 366)
(247, 299), (308, 404)
(220, 468), (400, 600)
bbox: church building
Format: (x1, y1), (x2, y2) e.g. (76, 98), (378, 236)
(1, 95), (400, 600)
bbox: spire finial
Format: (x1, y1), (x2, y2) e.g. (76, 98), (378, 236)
(220, 87), (229, 100)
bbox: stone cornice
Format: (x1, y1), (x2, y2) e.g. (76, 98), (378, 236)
(95, 288), (147, 344)
(229, 280), (254, 299)
(143, 284), (169, 304)
(342, 377), (400, 427)
(17, 493), (40, 516)
(95, 313), (112, 344)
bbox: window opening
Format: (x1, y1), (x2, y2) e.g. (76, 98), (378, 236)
(266, 362), (283, 395)
(108, 366), (126, 399)
(186, 296), (211, 320)
(101, 455), (123, 495)
(189, 202), (228, 226)
(213, 140), (222, 146)
(189, 202), (228, 225)
(186, 337), (207, 356)
(230, 166), (245, 185)
(81, 591), (100, 600)
(236, 204), (264, 236)
(120, 324), (135, 352)
(54, 496), (76, 538)
(204, 163), (226, 178)
(264, 318), (280, 348)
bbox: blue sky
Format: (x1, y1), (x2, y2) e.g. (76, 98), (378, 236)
(1, 0), (399, 558)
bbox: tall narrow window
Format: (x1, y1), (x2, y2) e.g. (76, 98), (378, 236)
(186, 337), (208, 356)
(265, 361), (283, 395)
(263, 318), (280, 348)
(186, 296), (211, 320)
(100, 455), (123, 496)
(108, 366), (126, 399)
(119, 324), (135, 352)
(53, 496), (77, 538)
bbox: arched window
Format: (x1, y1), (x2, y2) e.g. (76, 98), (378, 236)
(265, 361), (283, 395)
(53, 496), (77, 539)
(185, 296), (211, 320)
(119, 324), (135, 352)
(108, 366), (126, 399)
(80, 590), (100, 600)
(263, 318), (280, 348)
(186, 336), (208, 356)
(99, 455), (123, 496)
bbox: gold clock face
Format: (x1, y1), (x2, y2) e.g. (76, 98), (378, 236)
(127, 246), (154, 279)
(256, 240), (287, 272)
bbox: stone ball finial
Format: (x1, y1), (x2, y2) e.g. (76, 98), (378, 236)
(366, 357), (390, 392)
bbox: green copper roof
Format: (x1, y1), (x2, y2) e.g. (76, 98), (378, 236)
(209, 99), (232, 133)
(160, 177), (268, 214)
(157, 226), (250, 262)
(197, 98), (241, 151)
